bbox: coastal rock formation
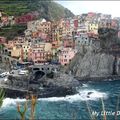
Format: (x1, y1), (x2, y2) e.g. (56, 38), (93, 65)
(67, 48), (115, 77)
(1, 71), (80, 98)
(76, 51), (114, 77)
(45, 73), (79, 87)
(36, 73), (81, 97)
(66, 27), (120, 78)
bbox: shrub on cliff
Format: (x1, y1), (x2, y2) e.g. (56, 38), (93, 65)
(98, 28), (119, 50)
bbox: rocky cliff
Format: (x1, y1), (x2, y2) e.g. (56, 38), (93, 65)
(66, 27), (120, 78)
(66, 48), (117, 78)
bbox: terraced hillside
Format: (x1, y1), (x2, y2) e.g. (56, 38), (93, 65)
(0, 0), (74, 20)
(0, 0), (74, 40)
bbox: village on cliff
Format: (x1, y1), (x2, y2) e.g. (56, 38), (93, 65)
(0, 11), (120, 70)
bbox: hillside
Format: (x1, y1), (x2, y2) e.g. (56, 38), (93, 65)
(0, 0), (74, 20)
(0, 0), (74, 40)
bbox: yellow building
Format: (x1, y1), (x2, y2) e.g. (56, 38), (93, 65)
(89, 23), (99, 34)
(11, 46), (22, 58)
(38, 21), (51, 34)
(44, 43), (52, 52)
(22, 43), (31, 60)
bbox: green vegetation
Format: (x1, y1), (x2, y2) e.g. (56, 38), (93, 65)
(0, 0), (74, 19)
(98, 28), (119, 50)
(0, 24), (27, 40)
(0, 0), (74, 40)
(0, 88), (5, 108)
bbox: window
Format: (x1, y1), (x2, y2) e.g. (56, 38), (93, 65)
(47, 68), (49, 70)
(64, 59), (67, 62)
(33, 67), (40, 71)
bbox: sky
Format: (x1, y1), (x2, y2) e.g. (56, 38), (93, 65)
(56, 1), (120, 18)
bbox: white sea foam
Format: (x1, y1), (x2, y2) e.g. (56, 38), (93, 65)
(1, 98), (26, 108)
(1, 89), (108, 108)
(39, 89), (108, 102)
(82, 84), (88, 88)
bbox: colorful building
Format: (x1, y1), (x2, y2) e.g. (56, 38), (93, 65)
(118, 30), (120, 38)
(28, 48), (52, 64)
(75, 33), (91, 47)
(62, 36), (75, 48)
(22, 44), (31, 61)
(0, 37), (6, 44)
(38, 21), (51, 34)
(88, 23), (99, 34)
(28, 41), (52, 64)
(111, 19), (119, 30)
(59, 48), (76, 66)
(11, 45), (22, 59)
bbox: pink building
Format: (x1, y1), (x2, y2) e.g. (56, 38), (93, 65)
(15, 12), (38, 24)
(28, 47), (52, 64)
(0, 37), (6, 44)
(118, 31), (120, 38)
(59, 48), (77, 66)
(87, 12), (96, 17)
(1, 16), (9, 25)
(4, 40), (15, 49)
(111, 19), (119, 29)
(63, 38), (75, 48)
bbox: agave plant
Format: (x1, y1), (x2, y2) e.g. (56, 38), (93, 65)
(0, 88), (5, 108)
(30, 95), (37, 120)
(17, 95), (37, 120)
(17, 102), (27, 120)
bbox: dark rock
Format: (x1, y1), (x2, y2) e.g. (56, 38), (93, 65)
(88, 92), (93, 95)
(1, 71), (81, 98)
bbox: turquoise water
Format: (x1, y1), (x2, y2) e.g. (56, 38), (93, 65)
(0, 80), (120, 120)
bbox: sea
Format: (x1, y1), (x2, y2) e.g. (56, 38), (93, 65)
(0, 79), (120, 120)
